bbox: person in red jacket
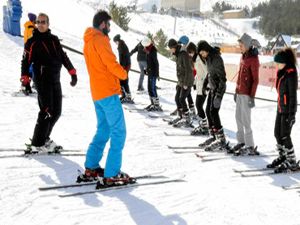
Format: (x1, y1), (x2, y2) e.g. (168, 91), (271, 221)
(267, 48), (299, 173)
(230, 33), (260, 156)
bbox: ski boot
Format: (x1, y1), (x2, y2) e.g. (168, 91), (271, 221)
(191, 118), (209, 136)
(266, 144), (286, 168)
(96, 171), (136, 189)
(170, 108), (178, 116)
(173, 112), (193, 128)
(45, 139), (63, 153)
(76, 167), (105, 183)
(204, 128), (227, 152)
(199, 129), (216, 148)
(234, 145), (259, 156)
(273, 146), (298, 173)
(227, 143), (244, 154)
(168, 109), (182, 125)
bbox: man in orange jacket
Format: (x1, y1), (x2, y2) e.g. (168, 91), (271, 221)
(80, 11), (129, 183)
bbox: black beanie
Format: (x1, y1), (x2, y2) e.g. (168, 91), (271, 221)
(197, 41), (212, 53)
(274, 51), (288, 64)
(93, 10), (111, 28)
(168, 38), (178, 48)
(113, 34), (121, 42)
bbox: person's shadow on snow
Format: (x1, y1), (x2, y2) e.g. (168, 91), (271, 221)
(102, 188), (188, 225)
(33, 155), (103, 207)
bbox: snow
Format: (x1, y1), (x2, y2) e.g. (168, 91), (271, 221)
(1, 1), (300, 225)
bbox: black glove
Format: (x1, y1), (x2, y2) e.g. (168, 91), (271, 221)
(70, 75), (77, 87)
(248, 97), (255, 108)
(157, 75), (160, 81)
(193, 85), (196, 90)
(144, 69), (148, 75)
(234, 93), (237, 103)
(213, 95), (222, 108)
(288, 112), (296, 128)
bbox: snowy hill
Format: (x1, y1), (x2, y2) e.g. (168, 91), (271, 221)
(1, 1), (300, 225)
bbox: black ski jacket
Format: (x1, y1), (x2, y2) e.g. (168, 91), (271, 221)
(276, 65), (298, 113)
(21, 29), (76, 83)
(117, 40), (131, 69)
(130, 42), (147, 62)
(203, 47), (227, 97)
(146, 45), (159, 77)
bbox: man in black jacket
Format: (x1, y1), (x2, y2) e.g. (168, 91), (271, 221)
(20, 13), (77, 153)
(168, 39), (194, 127)
(113, 34), (133, 103)
(197, 41), (227, 151)
(130, 41), (147, 91)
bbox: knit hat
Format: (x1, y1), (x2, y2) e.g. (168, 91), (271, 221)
(238, 33), (253, 49)
(28, 13), (36, 22)
(93, 10), (111, 28)
(178, 35), (189, 45)
(197, 41), (212, 53)
(274, 51), (288, 64)
(113, 34), (121, 42)
(168, 38), (178, 49)
(141, 37), (151, 47)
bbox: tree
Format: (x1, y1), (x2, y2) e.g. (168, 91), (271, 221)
(108, 1), (131, 31)
(250, 0), (300, 37)
(154, 29), (169, 57)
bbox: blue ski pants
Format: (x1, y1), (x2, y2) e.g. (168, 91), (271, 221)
(84, 95), (126, 177)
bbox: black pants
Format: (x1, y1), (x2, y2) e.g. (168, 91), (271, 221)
(175, 86), (191, 113)
(31, 81), (62, 146)
(274, 112), (294, 148)
(148, 75), (158, 98)
(187, 92), (194, 108)
(196, 94), (206, 119)
(206, 91), (222, 130)
(120, 78), (131, 96)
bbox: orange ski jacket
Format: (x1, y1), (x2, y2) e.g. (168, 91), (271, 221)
(83, 28), (127, 101)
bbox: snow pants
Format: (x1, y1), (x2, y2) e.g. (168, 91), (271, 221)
(206, 91), (222, 130)
(274, 112), (294, 149)
(31, 81), (62, 146)
(84, 95), (126, 178)
(235, 94), (254, 147)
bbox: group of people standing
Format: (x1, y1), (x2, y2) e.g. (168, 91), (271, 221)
(164, 32), (298, 173)
(19, 10), (298, 186)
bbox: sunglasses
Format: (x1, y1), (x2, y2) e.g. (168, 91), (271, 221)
(36, 20), (47, 25)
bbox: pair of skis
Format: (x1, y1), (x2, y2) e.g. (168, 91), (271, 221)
(233, 166), (300, 178)
(0, 148), (85, 159)
(39, 170), (185, 197)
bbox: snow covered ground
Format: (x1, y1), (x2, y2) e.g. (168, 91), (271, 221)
(1, 1), (300, 225)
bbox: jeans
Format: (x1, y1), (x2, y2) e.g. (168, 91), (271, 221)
(138, 60), (147, 90)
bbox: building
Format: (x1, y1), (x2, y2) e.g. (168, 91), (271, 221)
(161, 0), (201, 13)
(222, 9), (246, 19)
(271, 34), (292, 54)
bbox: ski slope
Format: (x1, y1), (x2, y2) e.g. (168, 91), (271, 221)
(1, 1), (300, 225)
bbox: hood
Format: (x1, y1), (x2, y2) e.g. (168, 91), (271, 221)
(84, 27), (105, 43)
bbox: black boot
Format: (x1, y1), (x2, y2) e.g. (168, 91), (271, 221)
(204, 128), (227, 152)
(266, 144), (286, 168)
(274, 146), (298, 173)
(199, 128), (216, 148)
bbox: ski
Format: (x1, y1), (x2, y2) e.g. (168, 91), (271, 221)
(167, 145), (202, 149)
(148, 114), (172, 119)
(195, 153), (278, 162)
(58, 175), (186, 198)
(0, 148), (82, 152)
(171, 149), (201, 154)
(0, 152), (85, 159)
(233, 167), (273, 173)
(164, 132), (191, 136)
(39, 172), (168, 191)
(240, 169), (300, 177)
(282, 184), (300, 190)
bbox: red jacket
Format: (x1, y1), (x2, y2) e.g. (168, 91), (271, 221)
(235, 49), (259, 97)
